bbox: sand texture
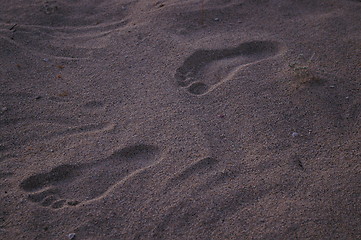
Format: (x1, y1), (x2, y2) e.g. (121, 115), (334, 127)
(1, 0), (360, 239)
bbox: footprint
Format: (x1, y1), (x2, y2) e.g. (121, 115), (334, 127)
(163, 157), (219, 192)
(83, 100), (104, 109)
(41, 0), (58, 15)
(20, 144), (159, 209)
(2, 0), (132, 59)
(175, 40), (281, 95)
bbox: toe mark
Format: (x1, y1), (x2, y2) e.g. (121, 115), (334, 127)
(41, 195), (57, 207)
(52, 199), (66, 209)
(28, 189), (58, 202)
(187, 82), (209, 95)
(67, 200), (81, 206)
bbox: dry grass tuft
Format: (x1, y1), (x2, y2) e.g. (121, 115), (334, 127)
(289, 53), (324, 88)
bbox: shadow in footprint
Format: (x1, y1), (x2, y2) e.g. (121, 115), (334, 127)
(20, 144), (159, 209)
(175, 40), (281, 95)
(83, 100), (104, 109)
(163, 157), (219, 192)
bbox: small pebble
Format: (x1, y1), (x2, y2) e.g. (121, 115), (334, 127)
(1, 107), (8, 113)
(292, 132), (299, 137)
(330, 85), (335, 88)
(214, 18), (220, 21)
(43, 58), (49, 62)
(68, 233), (76, 240)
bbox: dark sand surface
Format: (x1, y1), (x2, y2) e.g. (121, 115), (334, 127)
(0, 0), (360, 239)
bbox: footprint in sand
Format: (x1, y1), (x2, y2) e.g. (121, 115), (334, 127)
(1, 0), (132, 59)
(175, 40), (281, 95)
(20, 144), (159, 209)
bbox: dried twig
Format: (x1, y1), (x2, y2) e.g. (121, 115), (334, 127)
(9, 24), (17, 31)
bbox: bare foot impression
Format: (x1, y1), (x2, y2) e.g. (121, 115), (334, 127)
(175, 40), (281, 95)
(20, 144), (159, 209)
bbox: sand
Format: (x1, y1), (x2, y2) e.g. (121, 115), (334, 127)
(0, 0), (360, 239)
